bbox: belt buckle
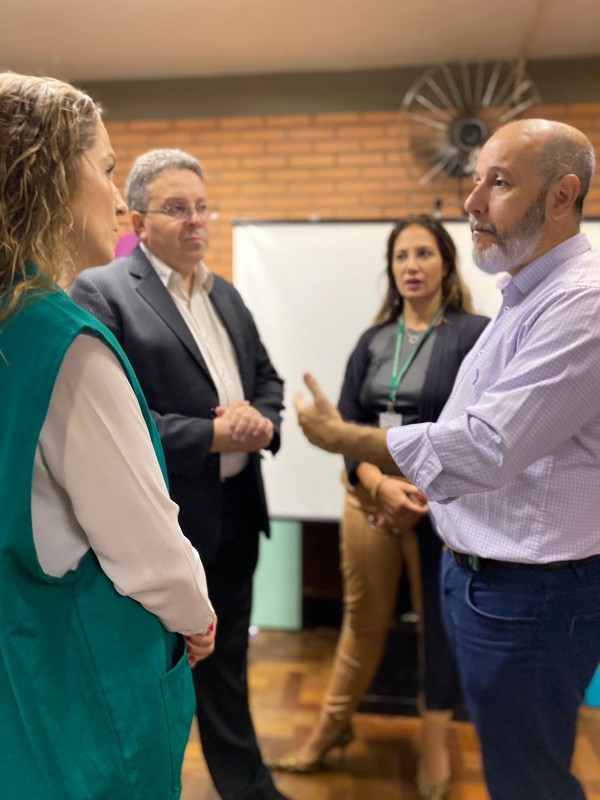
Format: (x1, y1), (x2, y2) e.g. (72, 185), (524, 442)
(449, 548), (482, 572)
(468, 554), (482, 572)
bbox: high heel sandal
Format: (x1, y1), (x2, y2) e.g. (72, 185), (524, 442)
(416, 774), (452, 800)
(270, 726), (354, 774)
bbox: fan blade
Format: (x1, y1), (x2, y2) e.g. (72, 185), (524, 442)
(413, 92), (455, 120)
(460, 62), (473, 108)
(473, 62), (486, 109)
(498, 95), (540, 123)
(408, 113), (449, 133)
(487, 64), (517, 108)
(424, 76), (457, 111)
(481, 61), (503, 108)
(441, 64), (465, 111)
(419, 151), (457, 184)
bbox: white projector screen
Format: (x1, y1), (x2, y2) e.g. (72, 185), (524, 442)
(234, 219), (600, 521)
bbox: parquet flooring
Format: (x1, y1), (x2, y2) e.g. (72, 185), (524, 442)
(181, 628), (600, 799)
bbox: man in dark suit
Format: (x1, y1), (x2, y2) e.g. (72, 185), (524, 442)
(71, 149), (288, 800)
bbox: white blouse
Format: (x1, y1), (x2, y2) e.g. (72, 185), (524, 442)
(31, 333), (214, 635)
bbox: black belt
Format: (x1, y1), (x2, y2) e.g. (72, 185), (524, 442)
(447, 548), (599, 573)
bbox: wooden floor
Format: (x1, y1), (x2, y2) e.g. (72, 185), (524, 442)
(181, 628), (600, 800)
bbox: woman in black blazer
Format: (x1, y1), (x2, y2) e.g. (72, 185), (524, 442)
(273, 216), (488, 799)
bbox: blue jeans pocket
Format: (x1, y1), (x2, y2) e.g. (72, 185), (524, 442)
(465, 572), (541, 643)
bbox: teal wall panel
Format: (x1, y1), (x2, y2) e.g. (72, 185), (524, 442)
(251, 519), (302, 631)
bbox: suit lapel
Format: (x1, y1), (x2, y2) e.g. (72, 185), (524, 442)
(210, 281), (251, 393)
(129, 247), (211, 375)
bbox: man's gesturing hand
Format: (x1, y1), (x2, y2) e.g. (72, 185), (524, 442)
(295, 372), (344, 453)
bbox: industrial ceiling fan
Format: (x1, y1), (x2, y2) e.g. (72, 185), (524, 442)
(402, 61), (542, 186)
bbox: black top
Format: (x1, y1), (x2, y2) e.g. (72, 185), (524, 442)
(338, 307), (489, 483)
(359, 323), (438, 426)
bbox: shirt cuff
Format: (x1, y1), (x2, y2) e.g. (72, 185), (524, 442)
(386, 422), (444, 496)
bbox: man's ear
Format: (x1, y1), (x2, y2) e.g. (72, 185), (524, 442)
(547, 174), (580, 221)
(131, 211), (146, 237)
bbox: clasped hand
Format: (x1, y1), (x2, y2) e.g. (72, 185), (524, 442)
(375, 478), (428, 534)
(214, 401), (274, 452)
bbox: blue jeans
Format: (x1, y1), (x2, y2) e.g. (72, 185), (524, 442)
(441, 550), (600, 800)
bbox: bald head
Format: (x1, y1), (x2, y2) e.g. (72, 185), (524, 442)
(466, 119), (595, 274)
(489, 119), (595, 216)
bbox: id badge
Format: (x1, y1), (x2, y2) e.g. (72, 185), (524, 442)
(378, 411), (402, 429)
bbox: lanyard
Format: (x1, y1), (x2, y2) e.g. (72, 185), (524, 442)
(388, 305), (445, 409)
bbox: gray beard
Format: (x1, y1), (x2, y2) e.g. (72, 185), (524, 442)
(472, 195), (546, 275)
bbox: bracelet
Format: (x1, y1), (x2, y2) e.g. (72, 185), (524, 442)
(370, 474), (390, 502)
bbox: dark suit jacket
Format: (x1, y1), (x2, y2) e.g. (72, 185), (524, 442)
(70, 246), (284, 564)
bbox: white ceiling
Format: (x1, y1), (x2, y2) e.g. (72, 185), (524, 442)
(2, 0), (599, 83)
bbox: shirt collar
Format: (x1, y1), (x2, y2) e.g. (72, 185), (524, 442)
(140, 241), (214, 293)
(499, 232), (591, 300)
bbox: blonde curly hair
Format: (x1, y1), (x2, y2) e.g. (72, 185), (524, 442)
(0, 72), (99, 320)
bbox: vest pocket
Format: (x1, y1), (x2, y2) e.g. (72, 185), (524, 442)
(160, 638), (196, 793)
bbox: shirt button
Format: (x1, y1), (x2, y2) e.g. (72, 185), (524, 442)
(504, 306), (510, 312)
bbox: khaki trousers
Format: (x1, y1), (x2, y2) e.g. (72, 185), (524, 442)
(322, 477), (422, 721)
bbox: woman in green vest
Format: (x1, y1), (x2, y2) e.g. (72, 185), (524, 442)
(0, 72), (216, 799)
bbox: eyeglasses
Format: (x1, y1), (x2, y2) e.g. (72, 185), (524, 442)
(138, 202), (212, 222)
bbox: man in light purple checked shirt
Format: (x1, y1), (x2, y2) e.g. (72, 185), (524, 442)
(295, 119), (600, 800)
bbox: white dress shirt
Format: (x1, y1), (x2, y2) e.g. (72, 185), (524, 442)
(32, 333), (214, 635)
(141, 243), (248, 480)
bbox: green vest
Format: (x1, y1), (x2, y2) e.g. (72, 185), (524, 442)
(0, 288), (195, 799)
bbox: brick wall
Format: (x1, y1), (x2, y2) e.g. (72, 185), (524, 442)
(107, 104), (600, 280)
